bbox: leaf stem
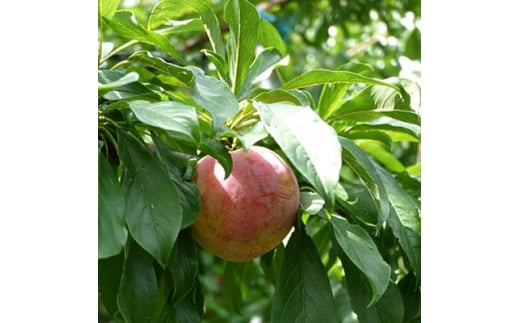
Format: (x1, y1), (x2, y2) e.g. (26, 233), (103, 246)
(100, 40), (139, 65)
(99, 126), (119, 159)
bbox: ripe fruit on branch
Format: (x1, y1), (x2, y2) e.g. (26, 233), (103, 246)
(191, 146), (300, 262)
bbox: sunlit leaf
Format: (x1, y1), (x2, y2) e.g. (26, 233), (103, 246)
(224, 0), (260, 94)
(283, 69), (399, 90)
(99, 0), (120, 22)
(405, 28), (421, 60)
(254, 101), (341, 207)
(257, 19), (293, 81)
(238, 47), (287, 100)
(148, 0), (224, 55)
(128, 100), (200, 143)
(98, 70), (139, 97)
(357, 140), (406, 174)
(299, 191), (325, 215)
(107, 11), (185, 64)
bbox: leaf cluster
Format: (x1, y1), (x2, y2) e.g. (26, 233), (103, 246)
(98, 0), (421, 322)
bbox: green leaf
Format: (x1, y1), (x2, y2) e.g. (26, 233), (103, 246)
(224, 0), (260, 94)
(254, 101), (341, 207)
(317, 83), (350, 120)
(405, 28), (421, 60)
(339, 83), (411, 113)
(331, 214), (391, 306)
(201, 49), (231, 86)
(374, 163), (421, 281)
(154, 18), (205, 34)
(168, 230), (199, 301)
(99, 252), (125, 318)
(98, 70), (159, 101)
(398, 274), (421, 322)
(357, 140), (406, 174)
(337, 181), (378, 227)
(148, 0), (225, 55)
(118, 130), (182, 266)
(198, 139), (233, 179)
(258, 19), (287, 56)
(339, 136), (390, 229)
(152, 135), (200, 229)
(238, 47), (287, 100)
(346, 123), (420, 143)
(333, 109), (421, 126)
(257, 19), (293, 81)
(171, 282), (204, 322)
(253, 89), (302, 105)
(149, 271), (174, 323)
(299, 191), (325, 215)
(347, 131), (393, 150)
(107, 11), (185, 64)
(99, 0), (120, 21)
(228, 121), (269, 153)
(271, 228), (338, 323)
(117, 240), (159, 323)
(98, 70), (139, 96)
(223, 261), (253, 312)
(282, 69), (399, 91)
(127, 51), (193, 85)
(189, 67), (239, 135)
(341, 256), (404, 323)
(128, 100), (200, 143)
(98, 153), (127, 259)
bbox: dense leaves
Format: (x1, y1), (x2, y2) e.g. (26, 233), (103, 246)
(98, 0), (420, 322)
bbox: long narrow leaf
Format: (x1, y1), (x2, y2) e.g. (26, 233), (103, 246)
(238, 47), (286, 100)
(107, 11), (185, 64)
(148, 0), (225, 55)
(127, 51), (193, 85)
(283, 69), (399, 90)
(99, 0), (121, 22)
(339, 136), (390, 230)
(224, 0), (260, 94)
(257, 19), (293, 81)
(374, 162), (421, 281)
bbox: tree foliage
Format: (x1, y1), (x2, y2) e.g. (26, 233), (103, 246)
(98, 0), (421, 322)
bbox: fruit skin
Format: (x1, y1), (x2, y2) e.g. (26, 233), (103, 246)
(191, 146), (300, 262)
